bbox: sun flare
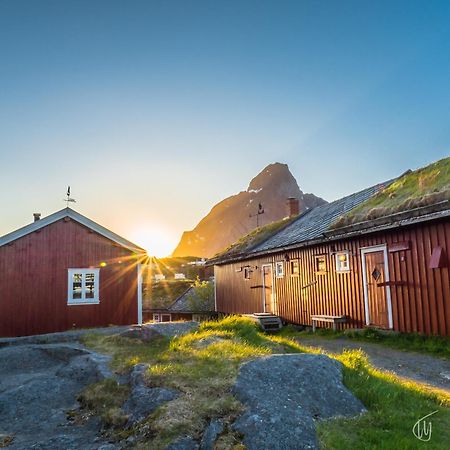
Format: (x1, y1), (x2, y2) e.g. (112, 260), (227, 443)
(129, 225), (176, 257)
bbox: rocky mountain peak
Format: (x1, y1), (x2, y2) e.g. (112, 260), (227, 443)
(172, 163), (327, 258)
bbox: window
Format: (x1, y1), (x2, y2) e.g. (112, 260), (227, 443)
(243, 266), (252, 280)
(290, 259), (299, 276)
(315, 255), (327, 273)
(335, 251), (350, 272)
(275, 261), (284, 278)
(153, 313), (160, 322)
(68, 269), (99, 304)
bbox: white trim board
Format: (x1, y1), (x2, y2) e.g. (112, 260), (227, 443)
(360, 244), (393, 329)
(0, 208), (146, 254)
(261, 263), (275, 314)
(137, 263), (143, 325)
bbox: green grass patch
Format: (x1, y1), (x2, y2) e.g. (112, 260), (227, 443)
(214, 215), (299, 258)
(331, 156), (450, 229)
(78, 378), (130, 428)
(317, 349), (450, 450)
(83, 316), (450, 449)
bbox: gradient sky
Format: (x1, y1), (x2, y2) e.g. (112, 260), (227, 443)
(1, 0), (450, 256)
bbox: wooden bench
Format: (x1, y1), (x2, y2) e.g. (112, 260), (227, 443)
(311, 315), (347, 332)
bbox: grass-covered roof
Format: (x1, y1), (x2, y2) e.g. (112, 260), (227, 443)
(330, 157), (450, 229)
(213, 215), (299, 259)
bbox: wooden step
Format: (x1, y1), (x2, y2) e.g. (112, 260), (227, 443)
(245, 313), (283, 331)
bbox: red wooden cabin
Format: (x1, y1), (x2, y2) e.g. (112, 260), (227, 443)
(0, 208), (147, 337)
(210, 183), (450, 336)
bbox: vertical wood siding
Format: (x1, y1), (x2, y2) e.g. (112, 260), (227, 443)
(215, 219), (450, 336)
(0, 219), (142, 337)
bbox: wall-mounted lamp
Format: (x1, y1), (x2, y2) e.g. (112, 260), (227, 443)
(284, 254), (290, 262)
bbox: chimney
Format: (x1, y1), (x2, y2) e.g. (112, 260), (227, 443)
(33, 213), (41, 222)
(286, 198), (299, 217)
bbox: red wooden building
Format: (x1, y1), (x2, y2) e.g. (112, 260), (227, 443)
(210, 178), (450, 336)
(0, 208), (147, 337)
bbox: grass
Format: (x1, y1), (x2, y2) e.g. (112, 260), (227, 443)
(330, 156), (450, 229)
(83, 316), (450, 449)
(317, 349), (450, 450)
(77, 378), (130, 428)
(214, 215), (299, 258)
(282, 325), (450, 360)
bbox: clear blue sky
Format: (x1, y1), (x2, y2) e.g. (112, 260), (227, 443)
(1, 0), (449, 256)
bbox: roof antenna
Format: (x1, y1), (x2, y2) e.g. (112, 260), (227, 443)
(64, 186), (76, 207)
(249, 202), (265, 228)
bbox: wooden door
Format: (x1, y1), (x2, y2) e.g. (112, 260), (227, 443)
(262, 265), (274, 313)
(364, 250), (389, 328)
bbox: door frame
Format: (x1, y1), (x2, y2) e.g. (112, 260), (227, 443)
(360, 244), (393, 329)
(261, 264), (275, 313)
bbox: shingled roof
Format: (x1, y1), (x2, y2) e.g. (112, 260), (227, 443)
(253, 181), (391, 253)
(165, 287), (215, 313)
(210, 180), (393, 264)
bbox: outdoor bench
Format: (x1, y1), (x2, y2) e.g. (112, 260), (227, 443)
(311, 314), (347, 332)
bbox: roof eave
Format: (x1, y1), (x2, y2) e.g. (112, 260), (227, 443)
(210, 205), (450, 265)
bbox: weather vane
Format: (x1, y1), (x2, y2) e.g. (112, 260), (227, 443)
(249, 202), (265, 227)
(64, 186), (76, 207)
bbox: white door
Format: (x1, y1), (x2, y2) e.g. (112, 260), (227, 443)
(262, 264), (275, 313)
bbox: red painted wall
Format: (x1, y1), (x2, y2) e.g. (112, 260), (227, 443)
(0, 218), (143, 337)
(215, 218), (450, 336)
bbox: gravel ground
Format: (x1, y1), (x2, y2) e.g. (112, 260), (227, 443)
(296, 336), (450, 392)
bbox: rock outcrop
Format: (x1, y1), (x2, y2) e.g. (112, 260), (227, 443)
(232, 354), (366, 450)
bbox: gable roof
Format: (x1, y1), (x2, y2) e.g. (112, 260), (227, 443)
(210, 180), (393, 264)
(0, 208), (146, 254)
(210, 172), (450, 266)
(253, 181), (391, 253)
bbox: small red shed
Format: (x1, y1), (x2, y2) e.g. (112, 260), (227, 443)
(0, 208), (147, 337)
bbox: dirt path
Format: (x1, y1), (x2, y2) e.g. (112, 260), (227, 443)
(296, 336), (450, 392)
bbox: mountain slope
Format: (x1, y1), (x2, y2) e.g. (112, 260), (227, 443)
(172, 163), (327, 257)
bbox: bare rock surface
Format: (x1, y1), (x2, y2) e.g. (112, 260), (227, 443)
(166, 436), (199, 450)
(0, 326), (129, 347)
(0, 343), (114, 449)
(200, 420), (224, 450)
(123, 364), (178, 424)
(121, 322), (199, 341)
(232, 354), (365, 450)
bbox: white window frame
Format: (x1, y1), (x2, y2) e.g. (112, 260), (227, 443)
(67, 268), (100, 305)
(153, 313), (160, 322)
(275, 261), (284, 278)
(335, 251), (351, 272)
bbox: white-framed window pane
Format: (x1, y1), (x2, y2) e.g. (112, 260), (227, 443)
(85, 273), (95, 298)
(72, 273), (83, 299)
(336, 252), (350, 272)
(276, 262), (284, 277)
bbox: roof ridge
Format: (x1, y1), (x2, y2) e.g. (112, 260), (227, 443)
(0, 208), (146, 253)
